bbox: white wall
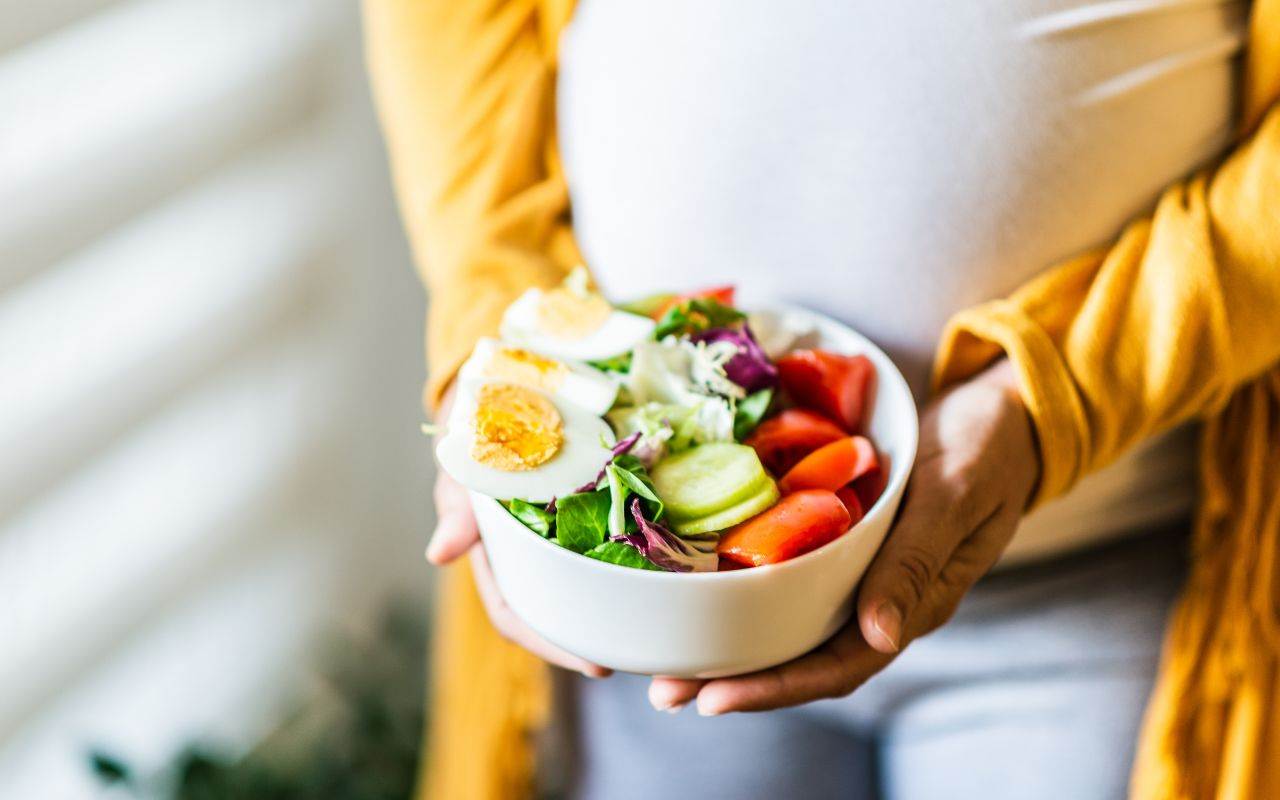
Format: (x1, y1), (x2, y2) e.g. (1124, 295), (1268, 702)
(0, 1), (436, 795)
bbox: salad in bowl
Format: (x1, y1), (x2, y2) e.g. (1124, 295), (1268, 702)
(433, 269), (918, 676)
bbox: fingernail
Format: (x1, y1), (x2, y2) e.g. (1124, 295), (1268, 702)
(696, 700), (721, 717)
(871, 601), (903, 653)
(648, 684), (684, 711)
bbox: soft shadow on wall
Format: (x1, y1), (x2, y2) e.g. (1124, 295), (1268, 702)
(0, 0), (436, 795)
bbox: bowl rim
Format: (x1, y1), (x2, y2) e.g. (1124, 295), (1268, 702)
(473, 302), (919, 582)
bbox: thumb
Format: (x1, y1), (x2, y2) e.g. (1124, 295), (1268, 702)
(428, 473), (480, 564)
(855, 492), (967, 654)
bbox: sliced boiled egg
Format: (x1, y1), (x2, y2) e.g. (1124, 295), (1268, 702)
(747, 309), (817, 360)
(458, 338), (619, 416)
(499, 285), (655, 363)
(436, 381), (616, 502)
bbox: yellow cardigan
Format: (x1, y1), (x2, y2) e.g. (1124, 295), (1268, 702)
(363, 2), (1280, 797)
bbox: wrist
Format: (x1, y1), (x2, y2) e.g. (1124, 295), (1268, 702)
(978, 359), (1041, 508)
(976, 358), (1021, 400)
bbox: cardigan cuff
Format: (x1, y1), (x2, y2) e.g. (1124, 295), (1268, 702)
(932, 299), (1091, 508)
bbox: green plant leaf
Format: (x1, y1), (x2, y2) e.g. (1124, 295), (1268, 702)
(554, 491), (611, 553)
(605, 456), (665, 538)
(653, 298), (745, 339)
(608, 460), (663, 518)
(586, 352), (633, 374)
(502, 498), (554, 537)
(585, 541), (661, 570)
(733, 388), (774, 440)
(617, 292), (675, 317)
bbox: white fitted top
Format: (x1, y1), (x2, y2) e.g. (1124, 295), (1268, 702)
(557, 0), (1247, 561)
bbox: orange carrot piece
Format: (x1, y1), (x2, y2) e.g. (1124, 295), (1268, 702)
(717, 490), (852, 567)
(778, 436), (879, 495)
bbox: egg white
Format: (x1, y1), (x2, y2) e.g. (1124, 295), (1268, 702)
(499, 288), (656, 362)
(458, 338), (619, 416)
(436, 381), (616, 503)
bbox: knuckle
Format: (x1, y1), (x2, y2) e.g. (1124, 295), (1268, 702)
(922, 595), (963, 634)
(917, 575), (969, 635)
(894, 543), (940, 604)
(946, 472), (984, 522)
(832, 673), (863, 699)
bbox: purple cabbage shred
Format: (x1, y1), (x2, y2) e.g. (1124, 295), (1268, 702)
(611, 498), (718, 573)
(691, 324), (778, 393)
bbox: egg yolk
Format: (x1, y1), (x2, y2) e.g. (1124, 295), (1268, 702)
(536, 287), (612, 340)
(484, 346), (568, 392)
(471, 384), (563, 471)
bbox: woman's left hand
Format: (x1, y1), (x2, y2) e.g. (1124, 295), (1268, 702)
(648, 359), (1040, 715)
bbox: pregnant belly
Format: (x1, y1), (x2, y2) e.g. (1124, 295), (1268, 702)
(557, 0), (1241, 558)
(558, 0), (1243, 395)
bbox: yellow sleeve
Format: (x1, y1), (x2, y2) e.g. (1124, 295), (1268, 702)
(934, 102), (1280, 506)
(363, 6), (580, 800)
(363, 0), (582, 411)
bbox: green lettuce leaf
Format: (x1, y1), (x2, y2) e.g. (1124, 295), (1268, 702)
(554, 490), (611, 553)
(585, 541), (662, 570)
(733, 388), (774, 441)
(605, 456), (664, 538)
(653, 298), (746, 339)
(587, 352), (633, 374)
(502, 499), (555, 537)
(611, 456), (663, 515)
(617, 292), (676, 317)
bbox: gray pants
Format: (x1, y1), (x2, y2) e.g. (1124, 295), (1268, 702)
(568, 527), (1187, 800)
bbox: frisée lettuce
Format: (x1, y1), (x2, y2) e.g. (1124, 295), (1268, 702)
(608, 398), (735, 466)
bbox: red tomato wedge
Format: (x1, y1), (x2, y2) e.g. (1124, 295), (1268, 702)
(649, 285), (737, 320)
(717, 490), (852, 567)
(745, 409), (847, 476)
(850, 461), (888, 512)
(778, 436), (879, 495)
(777, 350), (875, 433)
(835, 486), (865, 524)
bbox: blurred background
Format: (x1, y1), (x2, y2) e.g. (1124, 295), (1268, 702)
(0, 0), (437, 796)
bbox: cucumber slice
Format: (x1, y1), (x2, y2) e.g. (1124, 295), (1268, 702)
(671, 480), (781, 535)
(651, 443), (772, 521)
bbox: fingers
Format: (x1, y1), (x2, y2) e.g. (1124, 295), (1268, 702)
(693, 628), (893, 715)
(648, 677), (706, 712)
(432, 380), (608, 679)
(427, 473), (480, 565)
(857, 482), (1017, 655)
(855, 466), (980, 653)
(469, 547), (613, 679)
(853, 392), (1015, 651)
(655, 365), (1039, 716)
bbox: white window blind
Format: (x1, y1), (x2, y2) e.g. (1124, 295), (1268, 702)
(0, 0), (434, 795)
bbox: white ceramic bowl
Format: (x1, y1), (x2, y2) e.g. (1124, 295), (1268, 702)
(471, 305), (918, 678)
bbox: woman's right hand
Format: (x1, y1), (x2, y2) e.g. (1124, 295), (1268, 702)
(429, 389), (612, 679)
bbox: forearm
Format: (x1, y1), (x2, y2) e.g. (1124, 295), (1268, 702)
(363, 0), (581, 409)
(935, 102), (1280, 505)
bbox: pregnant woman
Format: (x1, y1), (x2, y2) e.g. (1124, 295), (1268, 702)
(365, 2), (1280, 798)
